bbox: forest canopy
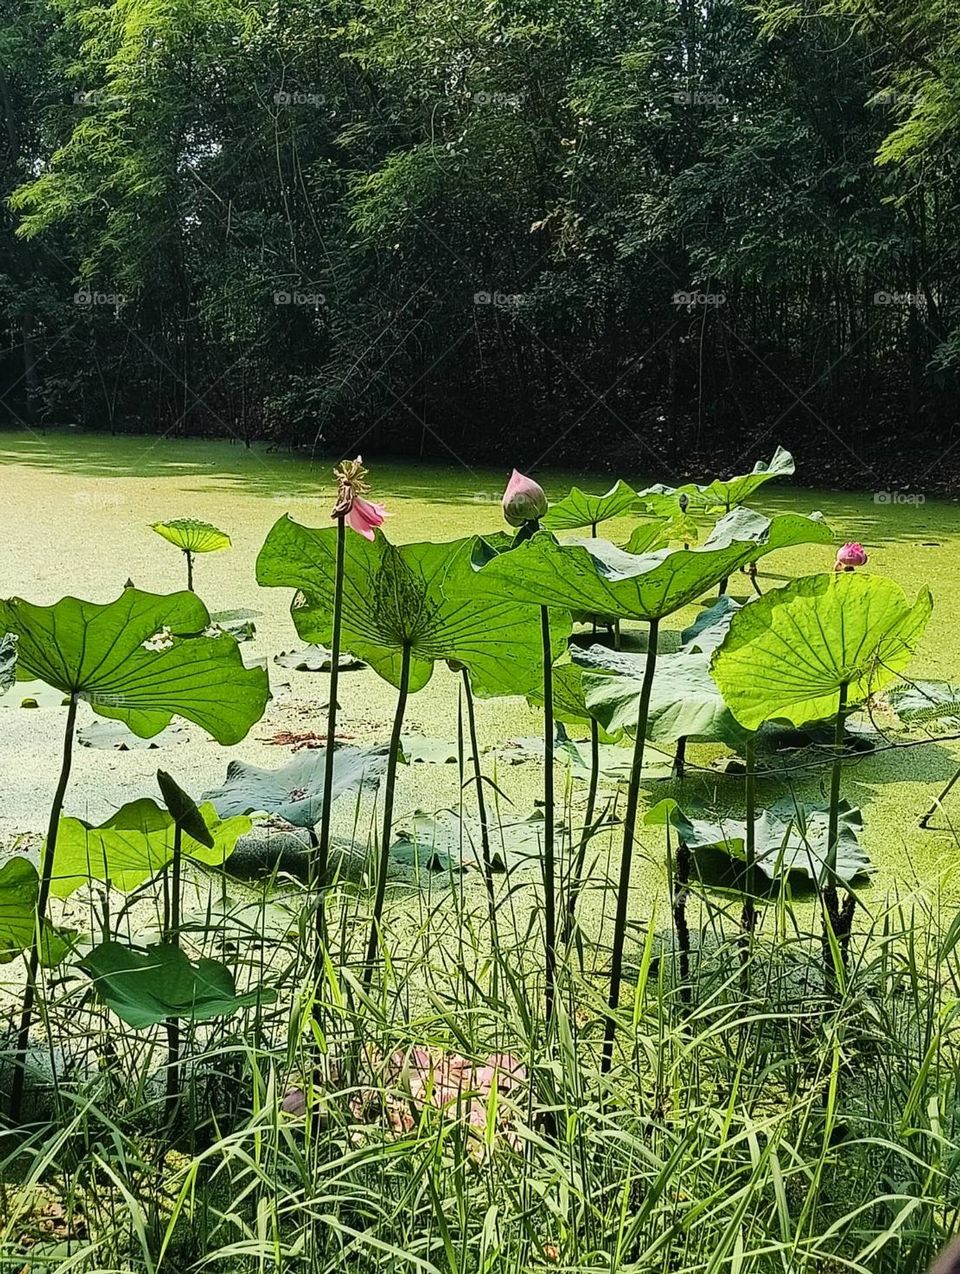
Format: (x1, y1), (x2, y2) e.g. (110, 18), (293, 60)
(1, 0), (958, 478)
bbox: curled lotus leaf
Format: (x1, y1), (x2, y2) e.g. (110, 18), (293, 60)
(49, 798), (249, 897)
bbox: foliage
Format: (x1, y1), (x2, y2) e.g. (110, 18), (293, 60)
(712, 572), (933, 730)
(257, 519), (570, 695)
(150, 519), (231, 554)
(0, 588), (270, 743)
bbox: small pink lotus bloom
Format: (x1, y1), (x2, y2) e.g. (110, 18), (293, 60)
(346, 495), (388, 540)
(502, 469), (547, 528)
(835, 542), (868, 572)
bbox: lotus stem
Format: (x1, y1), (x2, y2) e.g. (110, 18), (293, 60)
(672, 834), (691, 1006)
(362, 642), (412, 990)
(540, 606), (557, 1027)
(740, 735), (756, 993)
(461, 668), (496, 915)
(822, 681), (853, 978)
(316, 513), (346, 895)
(9, 692), (78, 1122)
(674, 736), (687, 781)
(165, 824), (182, 1121)
(602, 617), (659, 1075)
(185, 549), (194, 592)
(563, 717), (599, 952)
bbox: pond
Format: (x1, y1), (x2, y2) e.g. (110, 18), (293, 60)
(1, 427), (958, 913)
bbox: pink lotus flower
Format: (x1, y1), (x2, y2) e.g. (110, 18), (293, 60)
(835, 542), (868, 571)
(346, 495), (388, 540)
(502, 469), (547, 528)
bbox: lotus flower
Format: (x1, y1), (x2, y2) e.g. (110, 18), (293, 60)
(345, 495), (388, 541)
(834, 542), (868, 572)
(502, 469), (547, 528)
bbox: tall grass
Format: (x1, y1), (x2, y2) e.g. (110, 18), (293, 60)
(2, 744), (959, 1272)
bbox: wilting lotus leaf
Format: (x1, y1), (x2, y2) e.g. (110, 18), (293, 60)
(712, 573), (933, 731)
(638, 447), (795, 516)
(257, 519), (569, 696)
(471, 508), (828, 622)
(0, 633), (16, 696)
(541, 480), (640, 531)
(78, 719), (187, 750)
(647, 798), (870, 890)
(573, 645), (748, 747)
(390, 807), (567, 875)
(274, 644), (365, 673)
(151, 519), (231, 554)
(202, 745), (387, 828)
(0, 858), (70, 966)
(49, 798), (249, 897)
(681, 596), (744, 654)
(80, 941), (275, 1028)
(0, 589), (270, 743)
(156, 769), (214, 847)
(886, 680), (960, 726)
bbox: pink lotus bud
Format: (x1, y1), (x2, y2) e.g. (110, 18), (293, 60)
(345, 495), (389, 541)
(502, 470), (547, 527)
(834, 542), (868, 572)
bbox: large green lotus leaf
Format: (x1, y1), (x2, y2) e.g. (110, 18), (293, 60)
(541, 480), (640, 531)
(711, 573), (933, 731)
(201, 745), (387, 828)
(49, 799), (250, 897)
(623, 520), (670, 555)
(637, 448), (795, 516)
(0, 589), (269, 743)
(79, 941), (275, 1028)
(151, 519), (231, 553)
(471, 508), (818, 622)
(257, 519), (569, 696)
(0, 633), (16, 696)
(648, 798), (870, 890)
(0, 858), (70, 965)
(573, 645), (748, 746)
